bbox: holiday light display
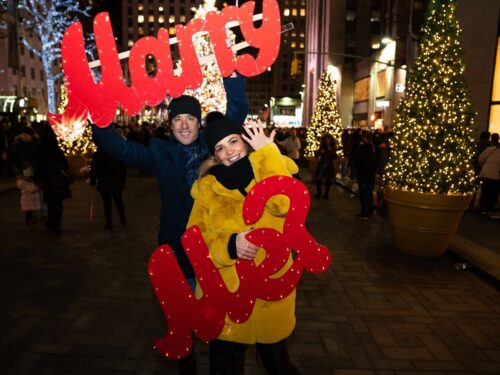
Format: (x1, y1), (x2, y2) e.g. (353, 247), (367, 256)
(305, 70), (343, 158)
(56, 84), (96, 157)
(384, 0), (477, 195)
(183, 0), (234, 117)
(50, 0), (282, 128)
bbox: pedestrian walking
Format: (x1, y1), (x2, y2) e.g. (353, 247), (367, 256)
(314, 134), (337, 199)
(353, 131), (379, 219)
(89, 141), (127, 229)
(189, 117), (299, 375)
(92, 73), (248, 375)
(33, 123), (72, 234)
(277, 128), (302, 180)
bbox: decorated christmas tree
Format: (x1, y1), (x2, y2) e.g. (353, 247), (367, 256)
(57, 84), (96, 157)
(305, 69), (343, 158)
(384, 0), (476, 195)
(183, 0), (234, 118)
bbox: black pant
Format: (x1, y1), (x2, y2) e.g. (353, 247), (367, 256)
(100, 190), (126, 226)
(479, 178), (500, 212)
(315, 178), (331, 198)
(209, 339), (297, 375)
(46, 195), (63, 231)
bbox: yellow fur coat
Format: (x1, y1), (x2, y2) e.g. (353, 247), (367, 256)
(188, 143), (298, 344)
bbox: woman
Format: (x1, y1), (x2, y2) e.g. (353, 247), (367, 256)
(314, 134), (337, 199)
(478, 133), (500, 217)
(188, 117), (299, 374)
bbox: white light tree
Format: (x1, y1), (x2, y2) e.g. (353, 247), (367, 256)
(183, 0), (235, 118)
(17, 0), (91, 114)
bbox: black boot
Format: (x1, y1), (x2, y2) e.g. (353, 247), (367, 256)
(323, 181), (331, 199)
(177, 350), (197, 375)
(314, 181), (322, 198)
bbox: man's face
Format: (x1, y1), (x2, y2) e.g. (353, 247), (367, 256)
(171, 114), (199, 145)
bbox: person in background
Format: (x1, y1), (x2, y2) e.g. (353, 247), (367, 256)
(314, 134), (337, 199)
(16, 163), (41, 226)
(353, 131), (379, 220)
(189, 117), (299, 375)
(478, 133), (500, 218)
(90, 139), (127, 229)
(277, 128), (302, 179)
(33, 123), (72, 234)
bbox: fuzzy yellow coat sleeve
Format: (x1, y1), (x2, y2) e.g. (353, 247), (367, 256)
(187, 144), (298, 344)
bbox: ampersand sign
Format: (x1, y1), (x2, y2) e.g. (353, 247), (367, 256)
(148, 176), (332, 359)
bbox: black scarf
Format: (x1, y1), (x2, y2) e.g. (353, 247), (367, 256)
(208, 155), (254, 193)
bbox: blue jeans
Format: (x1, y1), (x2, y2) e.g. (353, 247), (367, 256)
(358, 181), (374, 216)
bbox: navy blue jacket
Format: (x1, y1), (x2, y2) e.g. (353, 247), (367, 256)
(92, 75), (248, 278)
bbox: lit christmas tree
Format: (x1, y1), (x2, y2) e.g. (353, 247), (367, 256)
(182, 0), (234, 118)
(305, 69), (343, 157)
(57, 84), (96, 157)
(384, 0), (477, 195)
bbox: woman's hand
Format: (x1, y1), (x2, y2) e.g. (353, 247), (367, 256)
(241, 120), (276, 151)
(235, 230), (259, 260)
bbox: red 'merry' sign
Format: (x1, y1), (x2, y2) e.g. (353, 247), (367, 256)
(49, 0), (282, 128)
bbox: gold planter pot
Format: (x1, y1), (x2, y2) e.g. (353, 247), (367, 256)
(384, 186), (472, 257)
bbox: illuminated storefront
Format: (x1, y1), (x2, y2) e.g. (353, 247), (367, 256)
(489, 36), (500, 135)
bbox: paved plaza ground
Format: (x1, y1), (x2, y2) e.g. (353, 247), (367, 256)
(1, 172), (499, 374)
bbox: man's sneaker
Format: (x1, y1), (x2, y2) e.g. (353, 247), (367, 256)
(355, 213), (368, 220)
(489, 212), (500, 219)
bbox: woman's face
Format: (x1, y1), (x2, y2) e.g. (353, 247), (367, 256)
(214, 134), (248, 166)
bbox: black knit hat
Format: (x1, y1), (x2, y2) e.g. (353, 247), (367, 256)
(168, 95), (201, 124)
(205, 116), (244, 155)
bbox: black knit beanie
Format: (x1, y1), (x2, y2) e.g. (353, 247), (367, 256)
(205, 116), (244, 155)
(168, 95), (201, 124)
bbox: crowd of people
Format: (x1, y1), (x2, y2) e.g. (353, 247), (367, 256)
(1, 76), (499, 373)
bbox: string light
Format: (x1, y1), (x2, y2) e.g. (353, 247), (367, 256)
(181, 0), (234, 118)
(384, 0), (477, 195)
(305, 71), (343, 158)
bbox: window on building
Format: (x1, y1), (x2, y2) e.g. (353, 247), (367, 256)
(284, 8), (290, 16)
(346, 10), (356, 22)
(138, 4), (143, 11)
(180, 15), (186, 22)
(371, 11), (381, 22)
(159, 15), (165, 23)
(291, 41), (296, 48)
(29, 50), (33, 58)
(169, 15), (175, 23)
(128, 17), (133, 26)
(148, 15), (154, 23)
(300, 8), (305, 16)
(31, 68), (35, 80)
(292, 9), (297, 16)
(354, 77), (369, 102)
(128, 40), (134, 47)
(138, 15), (144, 23)
(300, 32), (305, 38)
(20, 43), (24, 55)
(299, 42), (304, 49)
(376, 70), (386, 98)
(489, 37), (500, 134)
(169, 26), (176, 36)
(138, 27), (144, 35)
(40, 70), (43, 80)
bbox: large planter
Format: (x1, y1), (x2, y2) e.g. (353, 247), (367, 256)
(384, 186), (472, 257)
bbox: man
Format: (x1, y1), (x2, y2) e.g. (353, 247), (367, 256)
(92, 74), (248, 374)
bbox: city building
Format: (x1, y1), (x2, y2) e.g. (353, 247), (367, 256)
(0, 2), (47, 121)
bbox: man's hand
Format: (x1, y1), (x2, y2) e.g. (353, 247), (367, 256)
(241, 120), (276, 151)
(235, 230), (259, 260)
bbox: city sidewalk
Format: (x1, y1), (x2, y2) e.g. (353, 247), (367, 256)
(0, 172), (499, 374)
(328, 172), (500, 282)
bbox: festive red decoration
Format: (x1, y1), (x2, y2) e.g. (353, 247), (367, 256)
(48, 0), (282, 130)
(148, 176), (332, 359)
